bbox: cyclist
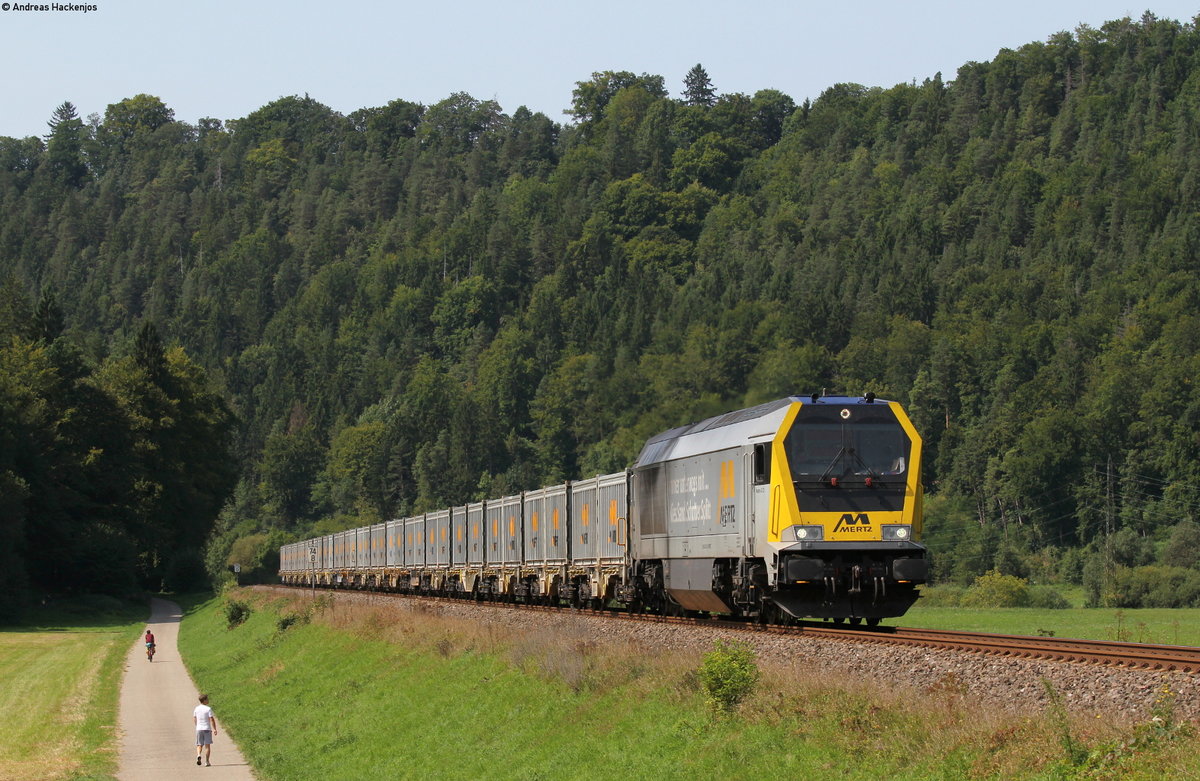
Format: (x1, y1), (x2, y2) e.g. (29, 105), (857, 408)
(144, 629), (156, 661)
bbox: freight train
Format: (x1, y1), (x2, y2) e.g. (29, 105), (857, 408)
(280, 394), (929, 624)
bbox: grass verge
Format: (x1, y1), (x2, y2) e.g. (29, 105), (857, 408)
(0, 595), (147, 781)
(179, 590), (1200, 780)
(904, 605), (1200, 646)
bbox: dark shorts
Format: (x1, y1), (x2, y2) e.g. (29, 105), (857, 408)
(196, 729), (213, 746)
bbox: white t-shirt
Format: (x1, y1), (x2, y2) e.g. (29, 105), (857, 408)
(194, 704), (214, 731)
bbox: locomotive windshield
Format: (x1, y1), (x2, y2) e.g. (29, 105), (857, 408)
(785, 406), (910, 482)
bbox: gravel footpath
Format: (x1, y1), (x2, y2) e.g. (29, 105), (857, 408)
(264, 588), (1200, 723)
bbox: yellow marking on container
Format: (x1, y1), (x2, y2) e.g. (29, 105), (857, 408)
(553, 508), (560, 530)
(532, 511), (539, 532)
(610, 499), (618, 525)
(582, 504), (590, 526)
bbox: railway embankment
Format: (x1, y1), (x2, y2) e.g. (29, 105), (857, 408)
(172, 586), (1200, 779)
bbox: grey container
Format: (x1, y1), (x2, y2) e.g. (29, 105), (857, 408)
(570, 472), (629, 565)
(524, 484), (569, 566)
(320, 535), (333, 570)
(485, 494), (523, 566)
(356, 526), (372, 570)
(428, 508), (451, 567)
(387, 520), (403, 567)
(333, 530), (350, 569)
(404, 514), (425, 569)
(451, 506), (468, 566)
(370, 522), (386, 568)
(467, 502), (486, 567)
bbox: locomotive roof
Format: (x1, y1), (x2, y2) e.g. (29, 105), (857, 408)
(633, 396), (891, 468)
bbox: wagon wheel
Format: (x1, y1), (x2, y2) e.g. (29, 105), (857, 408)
(756, 601), (779, 626)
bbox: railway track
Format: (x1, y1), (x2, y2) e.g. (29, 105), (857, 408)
(786, 624), (1200, 673)
(268, 585), (1200, 674)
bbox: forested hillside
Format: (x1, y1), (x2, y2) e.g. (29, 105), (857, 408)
(3, 13), (1200, 610)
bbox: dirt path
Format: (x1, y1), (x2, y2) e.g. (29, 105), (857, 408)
(116, 597), (256, 780)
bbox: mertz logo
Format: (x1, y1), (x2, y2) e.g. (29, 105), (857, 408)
(833, 512), (871, 532)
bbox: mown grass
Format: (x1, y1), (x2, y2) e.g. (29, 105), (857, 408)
(0, 595), (147, 781)
(179, 590), (1200, 780)
(904, 605), (1200, 646)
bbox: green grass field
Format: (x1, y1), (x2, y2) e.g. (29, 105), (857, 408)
(2, 591), (1197, 780)
(176, 590), (1200, 781)
(0, 596), (146, 781)
(903, 605), (1200, 646)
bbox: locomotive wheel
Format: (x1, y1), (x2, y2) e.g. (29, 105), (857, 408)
(849, 617), (862, 626)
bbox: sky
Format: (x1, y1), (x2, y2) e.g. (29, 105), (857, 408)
(0, 1), (1196, 140)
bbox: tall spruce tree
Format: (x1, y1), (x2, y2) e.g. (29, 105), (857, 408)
(45, 101), (88, 187)
(683, 64), (717, 106)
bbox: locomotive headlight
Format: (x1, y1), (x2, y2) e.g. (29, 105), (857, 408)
(882, 524), (911, 541)
(792, 525), (824, 541)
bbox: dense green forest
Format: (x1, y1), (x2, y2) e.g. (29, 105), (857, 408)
(3, 12), (1200, 614)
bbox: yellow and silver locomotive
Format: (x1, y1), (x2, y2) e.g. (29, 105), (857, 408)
(627, 393), (927, 624)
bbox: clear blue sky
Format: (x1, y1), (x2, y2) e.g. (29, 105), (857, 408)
(0, 1), (1194, 139)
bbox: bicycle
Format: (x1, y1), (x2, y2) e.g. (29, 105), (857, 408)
(146, 642), (155, 661)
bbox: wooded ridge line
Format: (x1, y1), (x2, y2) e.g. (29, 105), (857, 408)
(1, 15), (1198, 613)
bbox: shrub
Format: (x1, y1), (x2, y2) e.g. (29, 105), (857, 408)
(277, 613), (302, 632)
(698, 639), (759, 715)
(960, 570), (1031, 608)
(1026, 585), (1070, 609)
(1082, 555), (1106, 607)
(1106, 565), (1200, 608)
(225, 598), (251, 628)
(1159, 523), (1200, 570)
(916, 584), (964, 607)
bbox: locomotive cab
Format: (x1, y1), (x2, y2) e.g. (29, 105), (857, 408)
(768, 395), (928, 621)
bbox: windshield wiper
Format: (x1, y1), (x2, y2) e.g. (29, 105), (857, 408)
(817, 445), (847, 483)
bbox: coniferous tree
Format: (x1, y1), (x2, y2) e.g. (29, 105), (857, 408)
(683, 64), (717, 107)
(45, 101), (88, 187)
